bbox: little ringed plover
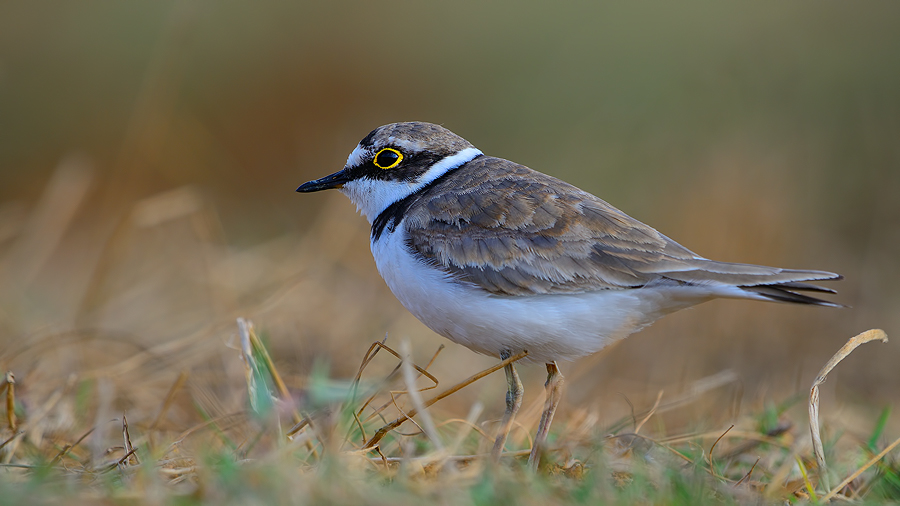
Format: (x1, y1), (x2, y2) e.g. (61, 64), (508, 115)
(297, 121), (841, 468)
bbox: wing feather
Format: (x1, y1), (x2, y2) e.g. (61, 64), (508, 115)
(402, 156), (839, 300)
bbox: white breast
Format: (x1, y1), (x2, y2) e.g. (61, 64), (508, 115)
(371, 223), (710, 363)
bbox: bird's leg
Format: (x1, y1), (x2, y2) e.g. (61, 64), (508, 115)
(491, 350), (524, 462)
(528, 362), (564, 470)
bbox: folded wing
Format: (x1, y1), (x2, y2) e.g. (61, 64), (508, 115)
(403, 156), (840, 305)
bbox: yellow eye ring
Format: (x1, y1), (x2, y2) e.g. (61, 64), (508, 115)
(373, 148), (403, 169)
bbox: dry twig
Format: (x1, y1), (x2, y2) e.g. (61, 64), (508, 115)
(822, 435), (900, 502)
(363, 350), (528, 450)
(4, 372), (15, 432)
(809, 329), (888, 491)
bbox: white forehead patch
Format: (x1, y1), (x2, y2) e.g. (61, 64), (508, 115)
(346, 144), (371, 168)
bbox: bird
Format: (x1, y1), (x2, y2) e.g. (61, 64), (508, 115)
(296, 121), (841, 468)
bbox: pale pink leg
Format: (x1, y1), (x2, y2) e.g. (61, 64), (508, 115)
(491, 351), (524, 462)
(528, 362), (564, 470)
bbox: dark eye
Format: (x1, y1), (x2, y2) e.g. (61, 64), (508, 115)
(373, 148), (403, 169)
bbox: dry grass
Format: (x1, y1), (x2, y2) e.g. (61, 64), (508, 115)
(0, 166), (898, 504)
(0, 307), (897, 504)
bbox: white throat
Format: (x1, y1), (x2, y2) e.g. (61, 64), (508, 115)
(339, 147), (482, 223)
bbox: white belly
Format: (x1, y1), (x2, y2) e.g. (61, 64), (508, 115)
(371, 225), (709, 363)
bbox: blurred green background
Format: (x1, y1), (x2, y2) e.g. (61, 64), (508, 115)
(0, 1), (898, 425)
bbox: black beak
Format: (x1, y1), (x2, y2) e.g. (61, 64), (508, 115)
(296, 169), (351, 192)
